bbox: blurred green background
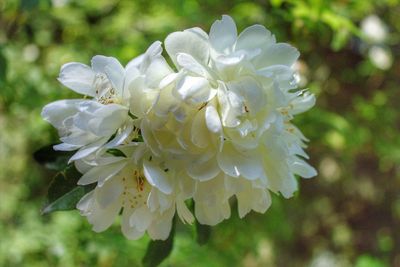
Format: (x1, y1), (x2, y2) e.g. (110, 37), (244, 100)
(1, 0), (400, 266)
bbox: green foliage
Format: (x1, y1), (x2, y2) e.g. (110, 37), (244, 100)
(195, 221), (212, 246)
(355, 255), (388, 267)
(34, 145), (95, 214)
(34, 144), (74, 171)
(43, 182), (92, 214)
(106, 148), (127, 158)
(42, 166), (94, 214)
(0, 47), (6, 86)
(1, 0), (400, 266)
(19, 0), (40, 11)
(142, 218), (175, 267)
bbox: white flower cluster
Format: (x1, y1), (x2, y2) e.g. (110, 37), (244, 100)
(42, 15), (316, 240)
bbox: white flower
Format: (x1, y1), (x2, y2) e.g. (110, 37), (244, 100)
(42, 15), (318, 238)
(58, 55), (133, 105)
(41, 56), (140, 161)
(76, 144), (195, 240)
(361, 15), (388, 44)
(144, 15), (317, 223)
(368, 45), (393, 70)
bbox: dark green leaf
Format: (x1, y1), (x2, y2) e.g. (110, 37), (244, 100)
(47, 165), (82, 202)
(195, 220), (212, 246)
(33, 144), (74, 171)
(128, 111), (137, 120)
(188, 200), (212, 246)
(0, 47), (7, 85)
(42, 165), (94, 214)
(132, 135), (144, 142)
(106, 148), (127, 158)
(142, 217), (176, 267)
(42, 185), (92, 214)
(20, 0), (40, 10)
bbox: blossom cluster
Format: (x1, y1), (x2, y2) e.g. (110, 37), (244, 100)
(42, 15), (316, 240)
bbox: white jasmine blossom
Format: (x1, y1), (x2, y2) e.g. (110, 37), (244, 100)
(42, 56), (140, 161)
(41, 15), (317, 240)
(148, 15), (317, 220)
(76, 144), (195, 240)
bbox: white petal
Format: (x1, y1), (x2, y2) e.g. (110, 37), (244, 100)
(217, 143), (265, 180)
(126, 54), (145, 70)
(290, 92), (316, 115)
(179, 174), (196, 199)
(290, 157), (317, 178)
(123, 64), (140, 99)
(91, 197), (121, 232)
(215, 53), (244, 66)
(91, 55), (124, 75)
(58, 63), (96, 96)
(176, 53), (209, 77)
(153, 85), (180, 118)
(87, 104), (128, 137)
(191, 108), (210, 148)
(59, 131), (97, 147)
(187, 153), (220, 181)
(143, 160), (173, 194)
(76, 190), (94, 212)
(255, 43), (299, 68)
(121, 208), (145, 240)
(148, 207), (174, 240)
(209, 15), (237, 53)
(237, 187), (271, 218)
(74, 158), (93, 174)
(128, 41), (163, 75)
(129, 205), (153, 232)
(235, 24), (275, 52)
(96, 178), (124, 208)
(217, 85), (243, 128)
(159, 72), (179, 88)
(175, 75), (212, 103)
(165, 30), (210, 67)
(257, 65), (294, 80)
(205, 105), (222, 133)
(68, 137), (108, 162)
(145, 41), (163, 58)
(41, 99), (82, 128)
(145, 56), (173, 88)
(104, 122), (134, 148)
(263, 143), (298, 198)
(140, 119), (161, 156)
(53, 143), (80, 151)
(195, 201), (230, 226)
(176, 198), (194, 224)
(104, 64), (125, 95)
(77, 160), (126, 186)
(228, 77), (266, 115)
(146, 189), (159, 212)
(185, 27), (209, 40)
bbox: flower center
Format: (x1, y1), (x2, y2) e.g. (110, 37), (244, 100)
(93, 73), (121, 105)
(121, 168), (149, 209)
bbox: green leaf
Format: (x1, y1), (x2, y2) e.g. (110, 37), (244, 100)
(142, 217), (176, 267)
(106, 148), (127, 158)
(355, 254), (387, 267)
(20, 0), (40, 10)
(331, 29), (350, 51)
(0, 47), (7, 85)
(128, 111), (137, 120)
(42, 185), (92, 214)
(47, 165), (82, 202)
(33, 144), (74, 171)
(42, 165), (94, 214)
(195, 220), (212, 246)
